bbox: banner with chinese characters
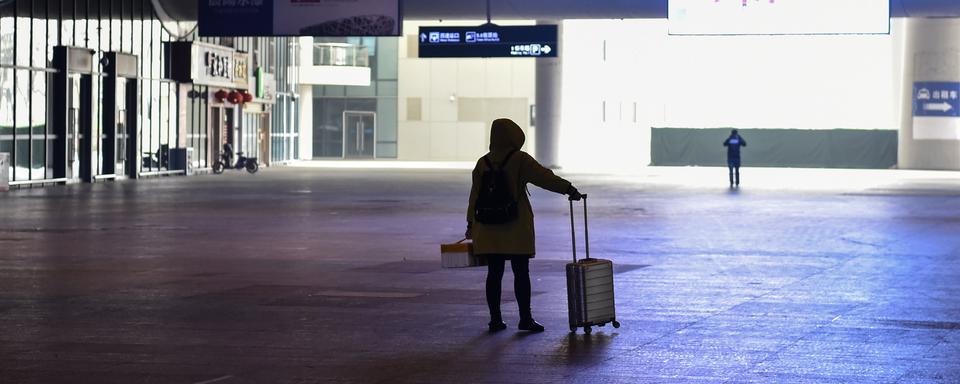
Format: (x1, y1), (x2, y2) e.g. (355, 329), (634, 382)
(191, 43), (240, 88)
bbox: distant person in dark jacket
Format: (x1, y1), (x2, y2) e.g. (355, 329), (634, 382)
(223, 142), (235, 167)
(723, 129), (747, 188)
(465, 118), (582, 333)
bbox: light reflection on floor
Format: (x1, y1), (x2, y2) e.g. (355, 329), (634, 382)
(293, 161), (960, 193)
(0, 166), (958, 383)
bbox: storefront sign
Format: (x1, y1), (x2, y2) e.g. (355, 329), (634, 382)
(254, 68), (277, 104)
(234, 52), (250, 89)
(164, 42), (250, 90)
(205, 51), (231, 79)
(191, 43), (237, 88)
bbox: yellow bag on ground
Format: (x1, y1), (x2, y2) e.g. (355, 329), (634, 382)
(440, 239), (486, 268)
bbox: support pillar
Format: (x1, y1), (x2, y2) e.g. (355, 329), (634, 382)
(898, 18), (960, 170)
(298, 37), (314, 161)
(299, 85), (314, 160)
(535, 21), (562, 169)
(177, 84), (190, 149)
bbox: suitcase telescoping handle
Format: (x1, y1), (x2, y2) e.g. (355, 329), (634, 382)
(569, 194), (589, 263)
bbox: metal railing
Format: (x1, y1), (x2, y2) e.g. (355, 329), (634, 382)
(313, 43), (369, 67)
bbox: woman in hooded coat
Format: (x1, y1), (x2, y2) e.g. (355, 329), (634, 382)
(466, 118), (582, 333)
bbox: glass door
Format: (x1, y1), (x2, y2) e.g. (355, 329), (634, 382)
(115, 79), (127, 176)
(260, 114), (271, 165)
(210, 106), (222, 166)
(226, 108), (237, 157)
(342, 111), (375, 159)
(67, 74), (80, 180)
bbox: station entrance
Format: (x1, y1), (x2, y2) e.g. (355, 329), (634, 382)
(52, 46), (94, 183)
(102, 52), (139, 180)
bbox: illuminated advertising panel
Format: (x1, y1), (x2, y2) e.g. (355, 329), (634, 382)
(669, 0), (889, 35)
(199, 0), (401, 37)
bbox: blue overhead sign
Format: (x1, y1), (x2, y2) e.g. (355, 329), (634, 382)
(913, 82), (960, 117)
(198, 1), (273, 36)
(418, 25), (558, 58)
(199, 0), (401, 37)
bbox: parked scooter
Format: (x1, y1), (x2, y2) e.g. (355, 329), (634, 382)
(213, 151), (259, 174)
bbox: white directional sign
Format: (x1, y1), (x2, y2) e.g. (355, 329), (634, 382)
(418, 25), (558, 58)
(923, 102), (953, 113)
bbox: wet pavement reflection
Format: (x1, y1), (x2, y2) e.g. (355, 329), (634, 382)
(1, 167), (959, 383)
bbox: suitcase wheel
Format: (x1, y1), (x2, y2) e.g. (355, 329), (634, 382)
(569, 326), (577, 333)
(584, 326), (592, 334)
(613, 320), (621, 328)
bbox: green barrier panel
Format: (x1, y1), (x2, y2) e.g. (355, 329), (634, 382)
(651, 128), (898, 169)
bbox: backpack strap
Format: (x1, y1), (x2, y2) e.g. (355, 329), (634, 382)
(483, 149), (518, 171)
(501, 149), (517, 169)
(482, 155), (494, 170)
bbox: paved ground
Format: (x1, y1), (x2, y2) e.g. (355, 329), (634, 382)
(1, 166), (959, 383)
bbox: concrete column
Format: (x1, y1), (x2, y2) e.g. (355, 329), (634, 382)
(535, 21), (562, 169)
(297, 37), (314, 161)
(898, 18), (960, 170)
(299, 85), (314, 160)
(177, 84), (190, 148)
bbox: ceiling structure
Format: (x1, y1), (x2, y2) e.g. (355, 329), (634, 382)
(146, 0), (960, 21)
(4, 0), (960, 21)
(402, 0), (960, 19)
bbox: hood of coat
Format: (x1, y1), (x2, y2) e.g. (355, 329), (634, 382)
(489, 118), (525, 153)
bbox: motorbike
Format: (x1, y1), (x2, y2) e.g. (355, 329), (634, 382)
(213, 151), (259, 174)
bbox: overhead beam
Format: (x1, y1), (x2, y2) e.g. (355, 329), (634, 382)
(5, 0), (960, 22)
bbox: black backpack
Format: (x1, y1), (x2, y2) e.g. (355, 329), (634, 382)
(474, 150), (519, 225)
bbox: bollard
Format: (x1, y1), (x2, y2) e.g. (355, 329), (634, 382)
(0, 153), (8, 191)
(169, 147), (194, 176)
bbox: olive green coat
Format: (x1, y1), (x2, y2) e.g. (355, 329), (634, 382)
(467, 119), (572, 257)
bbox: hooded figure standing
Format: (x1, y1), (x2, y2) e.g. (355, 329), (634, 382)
(466, 118), (582, 333)
(723, 129), (747, 188)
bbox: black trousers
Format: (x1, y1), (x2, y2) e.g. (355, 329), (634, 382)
(728, 158), (741, 186)
(485, 255), (532, 322)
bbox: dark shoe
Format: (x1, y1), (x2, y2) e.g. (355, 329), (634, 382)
(518, 319), (545, 332)
(488, 321), (507, 332)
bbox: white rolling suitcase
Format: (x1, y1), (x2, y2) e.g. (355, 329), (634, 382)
(566, 195), (620, 334)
